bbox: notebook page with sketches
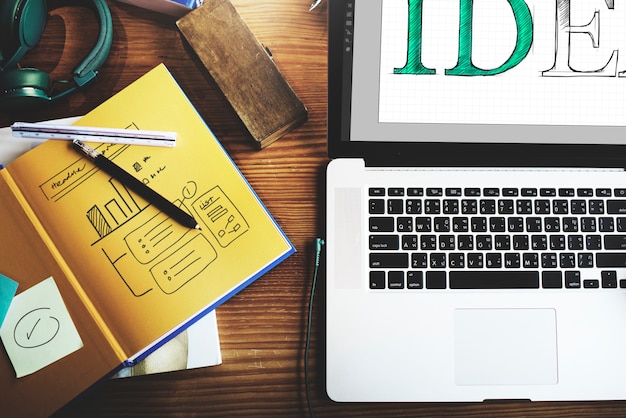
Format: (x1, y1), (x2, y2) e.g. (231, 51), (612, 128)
(0, 119), (222, 374)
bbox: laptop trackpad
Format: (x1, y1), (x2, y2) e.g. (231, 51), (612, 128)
(454, 308), (558, 386)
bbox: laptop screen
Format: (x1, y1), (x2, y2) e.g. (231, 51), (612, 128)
(328, 0), (626, 167)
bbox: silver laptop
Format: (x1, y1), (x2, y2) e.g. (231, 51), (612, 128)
(326, 0), (626, 402)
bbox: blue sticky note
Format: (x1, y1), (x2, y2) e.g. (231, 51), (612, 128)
(0, 273), (18, 328)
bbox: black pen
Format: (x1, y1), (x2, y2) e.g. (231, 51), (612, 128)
(72, 139), (200, 230)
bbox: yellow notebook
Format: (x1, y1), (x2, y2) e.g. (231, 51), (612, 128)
(0, 64), (294, 417)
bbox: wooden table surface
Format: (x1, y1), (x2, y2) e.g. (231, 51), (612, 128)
(2, 1), (626, 416)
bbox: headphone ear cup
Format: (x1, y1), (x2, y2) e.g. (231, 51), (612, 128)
(0, 68), (51, 111)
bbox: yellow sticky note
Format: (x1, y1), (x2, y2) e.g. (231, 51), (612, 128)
(0, 277), (83, 377)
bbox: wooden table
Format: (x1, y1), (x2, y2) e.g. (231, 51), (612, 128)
(1, 1), (626, 416)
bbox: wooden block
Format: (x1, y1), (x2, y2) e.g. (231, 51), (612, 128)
(176, 0), (308, 148)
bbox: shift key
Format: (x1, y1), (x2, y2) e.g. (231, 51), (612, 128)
(597, 253), (626, 267)
(370, 253), (409, 268)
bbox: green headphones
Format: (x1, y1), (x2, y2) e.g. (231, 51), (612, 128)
(0, 0), (113, 111)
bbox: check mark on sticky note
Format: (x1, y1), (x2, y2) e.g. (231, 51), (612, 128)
(0, 273), (18, 328)
(0, 277), (83, 377)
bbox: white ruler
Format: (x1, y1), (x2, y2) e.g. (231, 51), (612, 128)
(10, 122), (177, 147)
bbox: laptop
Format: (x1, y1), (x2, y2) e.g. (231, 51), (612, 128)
(326, 0), (626, 402)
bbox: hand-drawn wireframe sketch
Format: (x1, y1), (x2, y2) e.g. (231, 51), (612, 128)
(40, 142), (249, 297)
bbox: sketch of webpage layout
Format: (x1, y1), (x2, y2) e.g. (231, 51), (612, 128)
(38, 142), (249, 297)
(379, 0), (626, 127)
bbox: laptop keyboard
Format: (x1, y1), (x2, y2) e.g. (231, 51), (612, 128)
(368, 186), (626, 290)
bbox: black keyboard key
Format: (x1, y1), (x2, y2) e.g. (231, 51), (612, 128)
(601, 271), (618, 288)
(407, 271), (423, 289)
(541, 253), (558, 268)
(407, 188), (423, 196)
(597, 253), (626, 268)
(449, 271), (539, 289)
(513, 235), (529, 250)
(615, 189), (626, 198)
(523, 253), (539, 268)
(586, 235), (602, 250)
(426, 271), (446, 289)
(559, 188), (575, 197)
(415, 217), (432, 232)
(480, 199), (496, 214)
(471, 217), (487, 232)
(535, 200), (550, 214)
(449, 253), (465, 268)
(526, 217), (542, 232)
(411, 253), (427, 268)
(571, 200), (586, 214)
(388, 187), (404, 196)
(599, 217), (614, 232)
(549, 235), (565, 250)
(370, 271), (385, 289)
(443, 199), (459, 214)
(517, 199), (533, 214)
(568, 235), (583, 250)
(467, 253), (484, 268)
(562, 217), (579, 232)
(370, 253), (409, 268)
(387, 199), (404, 214)
(604, 235), (626, 250)
(458, 235), (474, 250)
(508, 217), (524, 232)
(461, 199), (478, 214)
(540, 188), (556, 197)
(369, 199), (385, 214)
(434, 217), (450, 232)
(402, 235), (418, 250)
(608, 200), (626, 214)
(489, 217), (506, 232)
(589, 200), (604, 214)
(426, 188), (443, 196)
(369, 235), (399, 250)
(388, 271), (404, 289)
(396, 217), (413, 232)
(498, 199), (514, 214)
(578, 253), (594, 268)
(559, 253), (575, 268)
(453, 217), (469, 232)
(446, 188), (462, 196)
(406, 199), (422, 214)
(542, 271), (562, 288)
(430, 253), (446, 268)
(583, 279), (599, 288)
(504, 252), (520, 268)
(580, 217), (596, 232)
(486, 253), (502, 268)
(565, 271), (581, 288)
(369, 187), (385, 196)
(369, 217), (394, 232)
(424, 199), (441, 214)
(420, 235), (437, 250)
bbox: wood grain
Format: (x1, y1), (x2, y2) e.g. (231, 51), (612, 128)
(1, 0), (625, 416)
